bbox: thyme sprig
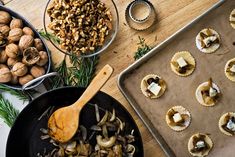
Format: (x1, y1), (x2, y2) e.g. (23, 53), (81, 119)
(0, 94), (19, 127)
(38, 29), (60, 44)
(0, 84), (37, 101)
(134, 36), (152, 60)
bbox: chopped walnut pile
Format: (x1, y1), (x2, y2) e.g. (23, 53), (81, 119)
(47, 0), (112, 55)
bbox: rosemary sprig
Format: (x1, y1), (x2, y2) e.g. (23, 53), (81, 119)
(69, 55), (99, 87)
(134, 36), (152, 60)
(38, 29), (60, 44)
(0, 84), (37, 101)
(0, 94), (19, 127)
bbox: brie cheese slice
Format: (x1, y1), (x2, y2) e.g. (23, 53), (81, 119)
(147, 82), (161, 96)
(203, 36), (217, 47)
(177, 57), (187, 68)
(173, 113), (183, 123)
(226, 119), (235, 131)
(230, 65), (235, 73)
(196, 141), (205, 149)
(209, 87), (217, 97)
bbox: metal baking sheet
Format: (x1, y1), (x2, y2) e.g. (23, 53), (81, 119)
(118, 0), (235, 156)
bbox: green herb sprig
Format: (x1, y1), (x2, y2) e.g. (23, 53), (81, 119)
(0, 94), (19, 127)
(69, 55), (99, 87)
(38, 29), (60, 44)
(0, 85), (37, 102)
(134, 36), (152, 60)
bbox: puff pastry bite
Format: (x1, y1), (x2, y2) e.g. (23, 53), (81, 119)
(195, 78), (221, 107)
(196, 28), (220, 53)
(140, 74), (167, 99)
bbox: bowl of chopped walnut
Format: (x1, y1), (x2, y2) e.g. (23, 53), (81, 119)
(43, 0), (119, 57)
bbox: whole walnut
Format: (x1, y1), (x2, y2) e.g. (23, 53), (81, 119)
(8, 28), (23, 43)
(22, 27), (34, 37)
(12, 62), (28, 76)
(0, 66), (12, 83)
(34, 38), (44, 51)
(19, 74), (34, 85)
(10, 74), (18, 84)
(0, 11), (12, 24)
(10, 18), (23, 29)
(30, 65), (45, 78)
(7, 57), (18, 67)
(37, 51), (48, 66)
(5, 43), (20, 58)
(0, 24), (10, 36)
(18, 35), (34, 51)
(0, 50), (8, 63)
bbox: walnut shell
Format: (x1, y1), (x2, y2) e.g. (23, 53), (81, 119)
(19, 74), (34, 85)
(0, 50), (8, 63)
(7, 57), (18, 67)
(37, 51), (48, 66)
(0, 63), (8, 69)
(8, 28), (23, 43)
(0, 67), (12, 83)
(18, 35), (34, 51)
(10, 19), (23, 29)
(34, 38), (44, 51)
(12, 62), (28, 76)
(10, 74), (18, 84)
(22, 47), (40, 65)
(30, 65), (45, 78)
(22, 27), (34, 37)
(0, 24), (10, 36)
(5, 43), (20, 58)
(0, 11), (12, 24)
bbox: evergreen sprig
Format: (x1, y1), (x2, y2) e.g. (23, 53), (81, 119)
(134, 36), (152, 60)
(0, 94), (19, 127)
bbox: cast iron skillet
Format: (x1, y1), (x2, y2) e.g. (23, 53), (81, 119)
(6, 87), (143, 156)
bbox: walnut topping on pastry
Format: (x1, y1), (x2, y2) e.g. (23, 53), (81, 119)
(140, 74), (167, 99)
(188, 133), (213, 157)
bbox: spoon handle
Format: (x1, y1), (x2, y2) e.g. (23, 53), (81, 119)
(73, 64), (113, 109)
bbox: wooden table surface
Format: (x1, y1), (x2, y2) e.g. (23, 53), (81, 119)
(2, 0), (219, 156)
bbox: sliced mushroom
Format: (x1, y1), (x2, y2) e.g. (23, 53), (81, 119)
(96, 135), (116, 148)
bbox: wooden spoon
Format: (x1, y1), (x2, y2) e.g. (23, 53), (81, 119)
(48, 64), (113, 143)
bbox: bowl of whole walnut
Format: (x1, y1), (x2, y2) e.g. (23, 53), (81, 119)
(43, 0), (119, 57)
(0, 6), (51, 90)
